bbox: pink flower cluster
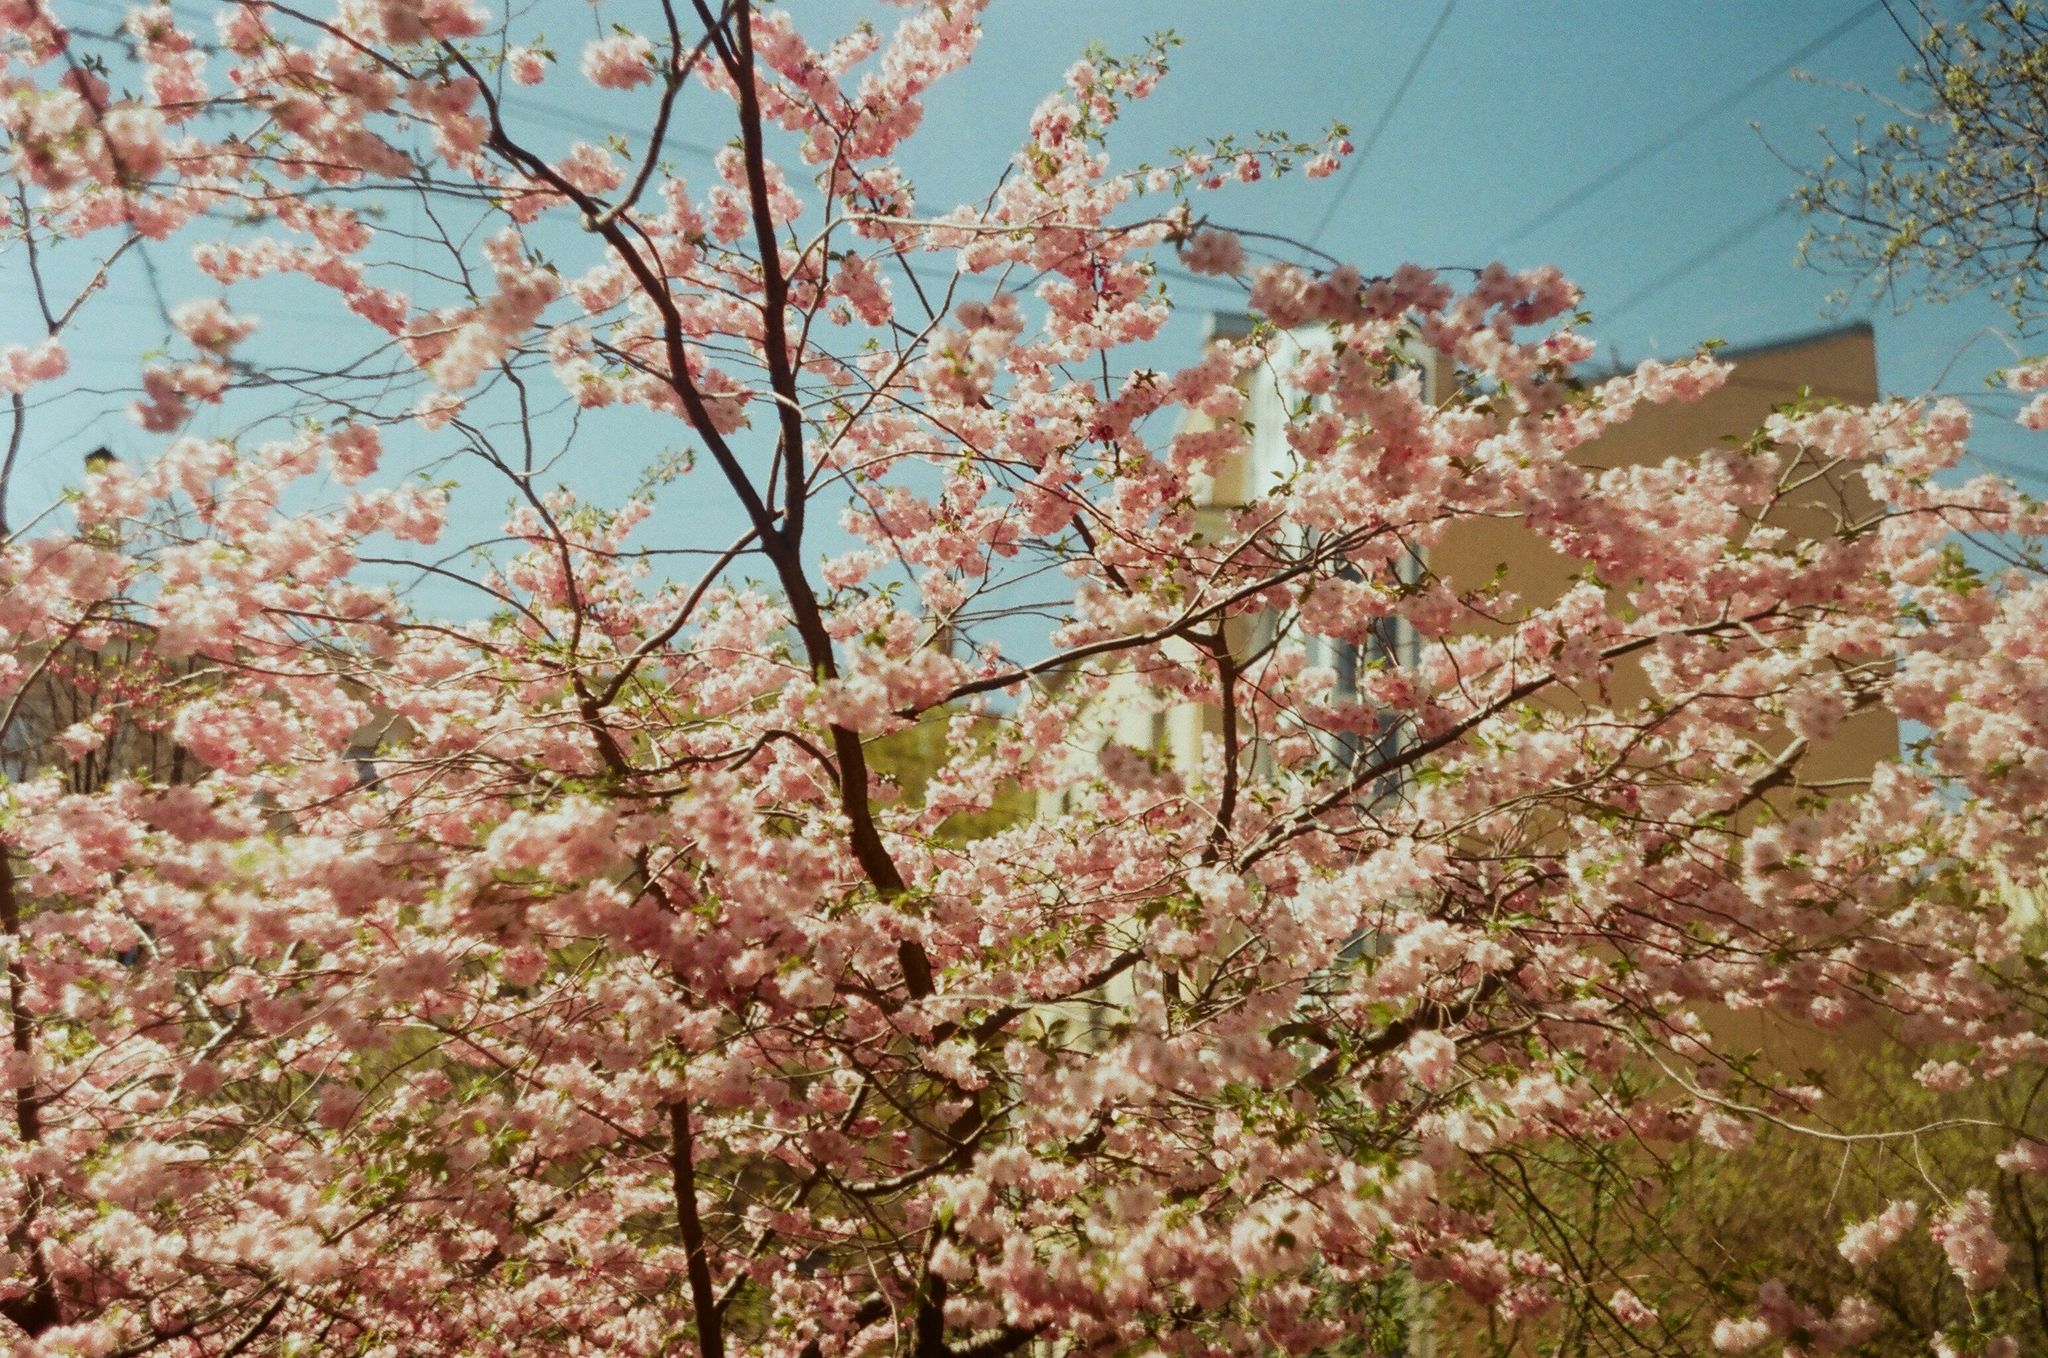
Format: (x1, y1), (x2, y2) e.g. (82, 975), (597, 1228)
(0, 337), (66, 394)
(1837, 1198), (1918, 1266)
(0, 5), (2043, 1358)
(581, 33), (655, 90)
(1929, 1190), (2009, 1291)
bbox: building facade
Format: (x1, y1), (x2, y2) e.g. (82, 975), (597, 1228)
(1059, 317), (1896, 802)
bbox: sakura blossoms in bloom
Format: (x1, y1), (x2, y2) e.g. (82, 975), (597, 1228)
(1607, 1289), (1658, 1329)
(1180, 227), (1247, 276)
(0, 338), (65, 395)
(2007, 355), (2048, 429)
(0, 4), (2042, 1358)
(1838, 1198), (1919, 1266)
(581, 32), (656, 89)
(1930, 1190), (2010, 1292)
(168, 297), (258, 354)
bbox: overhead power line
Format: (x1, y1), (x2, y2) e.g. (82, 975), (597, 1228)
(500, 95), (722, 165)
(1309, 0), (1458, 246)
(1600, 201), (1789, 324)
(1491, 1), (1883, 251)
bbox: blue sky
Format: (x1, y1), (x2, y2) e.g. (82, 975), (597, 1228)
(9, 0), (2041, 604)
(901, 0), (2039, 476)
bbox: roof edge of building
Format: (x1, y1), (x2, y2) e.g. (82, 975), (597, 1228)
(1582, 319), (1876, 380)
(1203, 312), (1876, 374)
(1702, 318), (1873, 364)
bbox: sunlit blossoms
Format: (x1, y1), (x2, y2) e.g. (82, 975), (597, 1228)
(0, 3), (2044, 1358)
(1838, 1198), (1920, 1267)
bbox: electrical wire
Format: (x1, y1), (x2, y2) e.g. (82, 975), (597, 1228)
(1491, 1), (1882, 251)
(1600, 201), (1790, 324)
(1308, 0), (1458, 246)
(499, 96), (721, 165)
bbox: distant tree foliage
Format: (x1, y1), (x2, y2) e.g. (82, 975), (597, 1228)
(1796, 2), (2048, 331)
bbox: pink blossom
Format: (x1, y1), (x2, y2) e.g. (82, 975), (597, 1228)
(1913, 1059), (1973, 1092)
(1180, 229), (1246, 276)
(1710, 1316), (1773, 1354)
(1826, 1295), (1882, 1347)
(101, 104), (168, 180)
(412, 391), (463, 428)
(581, 33), (655, 90)
(923, 1039), (987, 1089)
(1696, 1110), (1754, 1152)
(326, 423), (382, 485)
(1784, 678), (1850, 744)
(506, 46), (548, 85)
(1608, 1289), (1658, 1327)
(214, 4), (268, 53)
(484, 798), (622, 882)
(55, 721), (106, 759)
(2004, 357), (2048, 392)
(0, 0), (67, 64)
(0, 11), (2045, 1357)
(359, 0), (486, 43)
(1928, 1190), (2008, 1291)
(0, 337), (67, 394)
(1838, 1199), (1918, 1265)
(1400, 1030), (1459, 1091)
(171, 297), (259, 354)
(1995, 1138), (2048, 1175)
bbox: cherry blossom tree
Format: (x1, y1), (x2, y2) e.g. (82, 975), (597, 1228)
(0, 3), (2045, 1357)
(1793, 1), (2048, 334)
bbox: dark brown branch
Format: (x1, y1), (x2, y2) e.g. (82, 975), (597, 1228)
(669, 1101), (726, 1358)
(0, 393), (24, 542)
(794, 1298), (890, 1358)
(0, 852), (58, 1337)
(588, 0), (734, 230)
(952, 1325), (1045, 1358)
(703, 2), (912, 901)
(1236, 611), (1780, 871)
(450, 34), (912, 907)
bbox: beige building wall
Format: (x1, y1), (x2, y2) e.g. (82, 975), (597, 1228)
(1427, 322), (1896, 783)
(1055, 323), (1911, 1343)
(1154, 321), (1899, 1085)
(1124, 318), (1899, 792)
